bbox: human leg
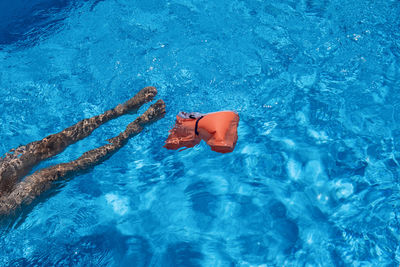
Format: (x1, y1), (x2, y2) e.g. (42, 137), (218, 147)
(0, 100), (165, 215)
(0, 86), (157, 194)
(0, 99), (165, 216)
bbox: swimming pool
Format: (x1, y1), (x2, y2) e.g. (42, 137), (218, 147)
(1, 0), (399, 265)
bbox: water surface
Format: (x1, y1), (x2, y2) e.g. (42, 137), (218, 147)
(0, 0), (400, 266)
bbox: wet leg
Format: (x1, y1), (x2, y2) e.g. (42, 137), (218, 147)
(0, 86), (157, 194)
(0, 99), (166, 216)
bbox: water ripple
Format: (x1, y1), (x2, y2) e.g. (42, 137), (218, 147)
(1, 0), (400, 265)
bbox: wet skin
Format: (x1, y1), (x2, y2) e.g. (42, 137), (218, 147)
(0, 87), (165, 215)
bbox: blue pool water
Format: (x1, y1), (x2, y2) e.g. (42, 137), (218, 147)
(1, 0), (400, 265)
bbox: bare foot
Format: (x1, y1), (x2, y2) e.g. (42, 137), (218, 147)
(141, 99), (167, 124)
(122, 86), (158, 112)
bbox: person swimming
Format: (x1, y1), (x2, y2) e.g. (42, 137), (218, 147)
(164, 110), (239, 153)
(0, 86), (166, 216)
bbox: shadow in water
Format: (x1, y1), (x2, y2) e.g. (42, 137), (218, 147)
(0, 0), (87, 48)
